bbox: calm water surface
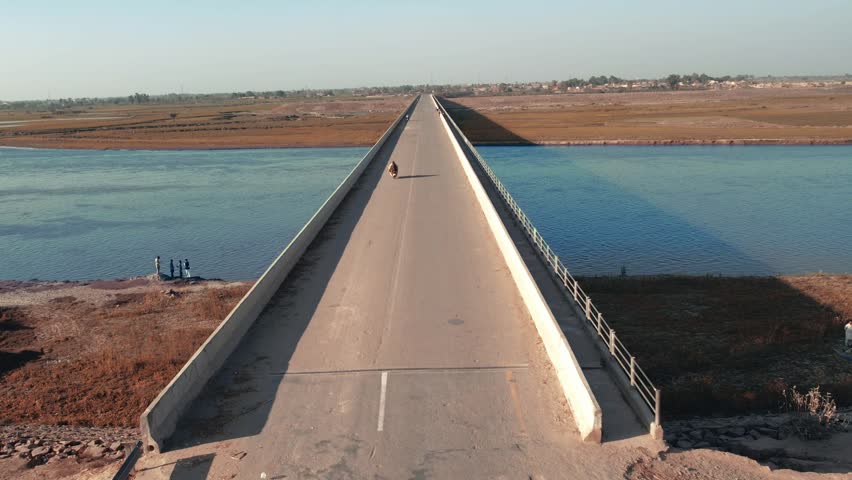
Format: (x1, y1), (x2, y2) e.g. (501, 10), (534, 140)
(480, 146), (852, 276)
(1, 145), (849, 281)
(0, 147), (366, 280)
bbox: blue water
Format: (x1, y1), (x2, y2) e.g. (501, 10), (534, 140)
(0, 147), (366, 281)
(479, 146), (852, 276)
(1, 146), (850, 281)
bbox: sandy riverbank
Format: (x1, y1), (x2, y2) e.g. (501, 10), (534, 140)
(444, 87), (852, 145)
(0, 96), (410, 150)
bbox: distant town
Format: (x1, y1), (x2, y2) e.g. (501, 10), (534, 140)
(2, 74), (850, 112)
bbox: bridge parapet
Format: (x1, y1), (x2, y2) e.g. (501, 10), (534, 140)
(435, 96), (662, 439)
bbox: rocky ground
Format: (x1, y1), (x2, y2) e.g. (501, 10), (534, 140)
(664, 411), (852, 473)
(0, 424), (137, 467)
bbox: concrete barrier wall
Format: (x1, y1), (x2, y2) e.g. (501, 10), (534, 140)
(140, 96), (419, 453)
(431, 95), (603, 442)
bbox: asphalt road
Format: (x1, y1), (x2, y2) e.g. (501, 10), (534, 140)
(136, 97), (653, 479)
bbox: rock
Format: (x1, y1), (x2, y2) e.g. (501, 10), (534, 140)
(727, 427), (746, 437)
(69, 444), (85, 454)
(756, 427), (777, 436)
(30, 445), (51, 457)
(748, 429), (761, 439)
(110, 441), (123, 451)
(87, 439), (103, 447)
(687, 430), (704, 440)
(26, 456), (47, 468)
(83, 445), (106, 458)
(676, 440), (693, 449)
(14, 444), (33, 453)
(764, 417), (786, 428)
(110, 450), (126, 460)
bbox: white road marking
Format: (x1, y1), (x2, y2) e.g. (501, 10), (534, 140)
(377, 371), (388, 431)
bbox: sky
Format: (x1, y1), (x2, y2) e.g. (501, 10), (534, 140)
(1, 0), (851, 101)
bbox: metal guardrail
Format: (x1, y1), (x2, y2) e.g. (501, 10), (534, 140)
(436, 97), (661, 427)
(112, 441), (142, 480)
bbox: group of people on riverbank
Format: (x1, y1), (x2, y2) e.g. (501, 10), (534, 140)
(154, 256), (191, 280)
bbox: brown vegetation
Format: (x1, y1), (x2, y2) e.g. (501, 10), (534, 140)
(0, 280), (250, 427)
(445, 87), (852, 144)
(577, 274), (852, 419)
(0, 96), (410, 150)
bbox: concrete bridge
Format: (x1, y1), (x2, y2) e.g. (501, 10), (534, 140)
(136, 95), (662, 479)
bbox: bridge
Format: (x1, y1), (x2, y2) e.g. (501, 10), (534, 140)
(135, 95), (662, 479)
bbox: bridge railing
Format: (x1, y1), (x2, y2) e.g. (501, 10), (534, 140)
(436, 97), (661, 428)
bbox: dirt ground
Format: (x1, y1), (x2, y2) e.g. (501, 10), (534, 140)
(444, 87), (852, 144)
(577, 274), (852, 418)
(0, 277), (250, 427)
(0, 95), (410, 149)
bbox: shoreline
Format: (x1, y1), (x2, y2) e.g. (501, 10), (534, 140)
(0, 143), (374, 152)
(472, 138), (852, 146)
(4, 138), (852, 151)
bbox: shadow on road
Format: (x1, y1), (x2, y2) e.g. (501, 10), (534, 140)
(396, 174), (438, 179)
(169, 453), (215, 479)
(166, 98), (417, 451)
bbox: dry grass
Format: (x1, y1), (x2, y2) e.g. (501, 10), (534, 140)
(0, 96), (410, 149)
(445, 88), (852, 144)
(784, 386), (840, 439)
(577, 274), (852, 419)
(0, 281), (250, 427)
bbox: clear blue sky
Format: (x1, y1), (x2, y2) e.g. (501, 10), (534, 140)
(1, 0), (850, 101)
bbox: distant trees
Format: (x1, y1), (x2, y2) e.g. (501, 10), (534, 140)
(666, 74), (682, 90)
(128, 92), (151, 104)
(588, 75), (610, 86)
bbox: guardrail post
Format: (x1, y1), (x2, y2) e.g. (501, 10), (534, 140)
(654, 388), (662, 427)
(609, 329), (616, 355)
(584, 296), (591, 320)
(553, 255), (558, 271)
(629, 356), (636, 386)
(596, 311), (603, 335)
(573, 281), (579, 301)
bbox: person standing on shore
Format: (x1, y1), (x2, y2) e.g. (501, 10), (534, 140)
(169, 259), (175, 279)
(155, 256), (160, 277)
(178, 258), (183, 279)
(184, 259), (191, 278)
(846, 320), (852, 348)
